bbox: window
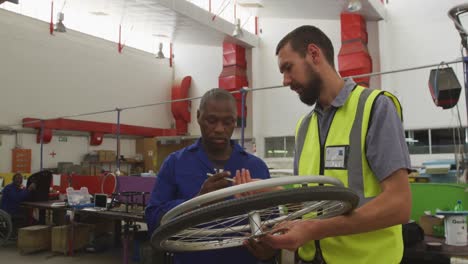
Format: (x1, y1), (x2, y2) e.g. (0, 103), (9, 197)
(265, 136), (295, 158)
(405, 127), (467, 154)
(285, 137), (295, 158)
(406, 130), (430, 154)
(431, 128), (467, 154)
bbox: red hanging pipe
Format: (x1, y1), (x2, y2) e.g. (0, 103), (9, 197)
(49, 1), (54, 35)
(118, 24), (123, 53)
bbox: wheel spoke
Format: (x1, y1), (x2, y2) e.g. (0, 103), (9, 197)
(153, 186), (358, 251)
(167, 200), (348, 246)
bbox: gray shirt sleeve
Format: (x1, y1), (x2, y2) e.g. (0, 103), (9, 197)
(366, 95), (411, 181)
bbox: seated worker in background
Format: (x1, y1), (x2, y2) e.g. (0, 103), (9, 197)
(0, 173), (36, 219)
(146, 88), (277, 264)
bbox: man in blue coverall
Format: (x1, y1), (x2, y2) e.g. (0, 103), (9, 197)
(1, 173), (35, 218)
(146, 88), (277, 264)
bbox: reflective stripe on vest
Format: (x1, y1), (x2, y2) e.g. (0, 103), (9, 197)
(348, 88), (373, 205)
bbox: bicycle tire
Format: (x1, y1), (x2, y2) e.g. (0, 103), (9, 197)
(161, 175), (344, 224)
(151, 186), (359, 252)
(0, 210), (12, 246)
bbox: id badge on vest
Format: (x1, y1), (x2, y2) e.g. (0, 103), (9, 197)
(324, 145), (348, 170)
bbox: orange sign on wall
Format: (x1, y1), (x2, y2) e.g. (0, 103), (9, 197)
(12, 148), (32, 173)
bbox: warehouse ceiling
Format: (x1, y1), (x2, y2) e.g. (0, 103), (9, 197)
(258, 0), (385, 21)
(0, 0), (384, 52)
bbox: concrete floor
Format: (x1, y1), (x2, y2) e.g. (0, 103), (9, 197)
(0, 243), (122, 264)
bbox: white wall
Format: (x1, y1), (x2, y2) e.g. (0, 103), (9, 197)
(252, 17), (381, 158)
(0, 10), (173, 172)
(173, 41), (254, 141)
(379, 0), (467, 130)
(0, 9), (173, 128)
(173, 42), (222, 137)
(377, 0), (467, 165)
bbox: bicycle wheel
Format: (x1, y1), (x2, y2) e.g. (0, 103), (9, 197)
(0, 210), (12, 246)
(160, 176), (344, 224)
(151, 186), (358, 252)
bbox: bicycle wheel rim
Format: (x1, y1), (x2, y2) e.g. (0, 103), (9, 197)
(152, 186), (358, 252)
(0, 210), (12, 246)
(161, 175), (344, 224)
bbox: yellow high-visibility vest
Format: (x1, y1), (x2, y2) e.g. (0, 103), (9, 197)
(294, 85), (404, 264)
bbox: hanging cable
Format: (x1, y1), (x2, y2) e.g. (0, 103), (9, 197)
(4, 58), (465, 129)
(60, 0), (66, 12)
(212, 0), (230, 21)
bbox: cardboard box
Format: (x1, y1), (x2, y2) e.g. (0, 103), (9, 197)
(17, 225), (51, 254)
(51, 224), (92, 254)
(136, 138), (157, 172)
(98, 150), (107, 162)
(419, 215), (444, 236)
(98, 150), (117, 162)
(136, 138), (196, 172)
(105, 150), (116, 162)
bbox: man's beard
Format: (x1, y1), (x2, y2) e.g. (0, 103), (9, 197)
(291, 64), (322, 106)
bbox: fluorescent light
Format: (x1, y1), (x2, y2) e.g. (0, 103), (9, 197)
(267, 150), (289, 154)
(237, 0), (263, 8)
(405, 138), (419, 143)
(89, 11), (109, 16)
(152, 33), (169, 38)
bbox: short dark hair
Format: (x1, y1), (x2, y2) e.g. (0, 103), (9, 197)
(276, 25), (335, 67)
(199, 88), (237, 113)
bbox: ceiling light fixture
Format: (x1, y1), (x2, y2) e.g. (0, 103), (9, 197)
(54, 12), (66, 32)
(347, 0), (362, 12)
(237, 0), (263, 8)
(232, 18), (243, 37)
(89, 11), (109, 16)
(156, 42), (165, 59)
(152, 33), (169, 38)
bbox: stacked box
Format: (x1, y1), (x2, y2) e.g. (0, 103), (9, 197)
(98, 150), (107, 162)
(51, 224), (92, 254)
(17, 225), (51, 254)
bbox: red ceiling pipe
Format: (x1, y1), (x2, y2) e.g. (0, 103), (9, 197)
(219, 42), (248, 127)
(23, 118), (177, 144)
(171, 76), (192, 135)
(338, 13), (372, 87)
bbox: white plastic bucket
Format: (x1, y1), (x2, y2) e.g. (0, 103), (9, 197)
(444, 215), (467, 246)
